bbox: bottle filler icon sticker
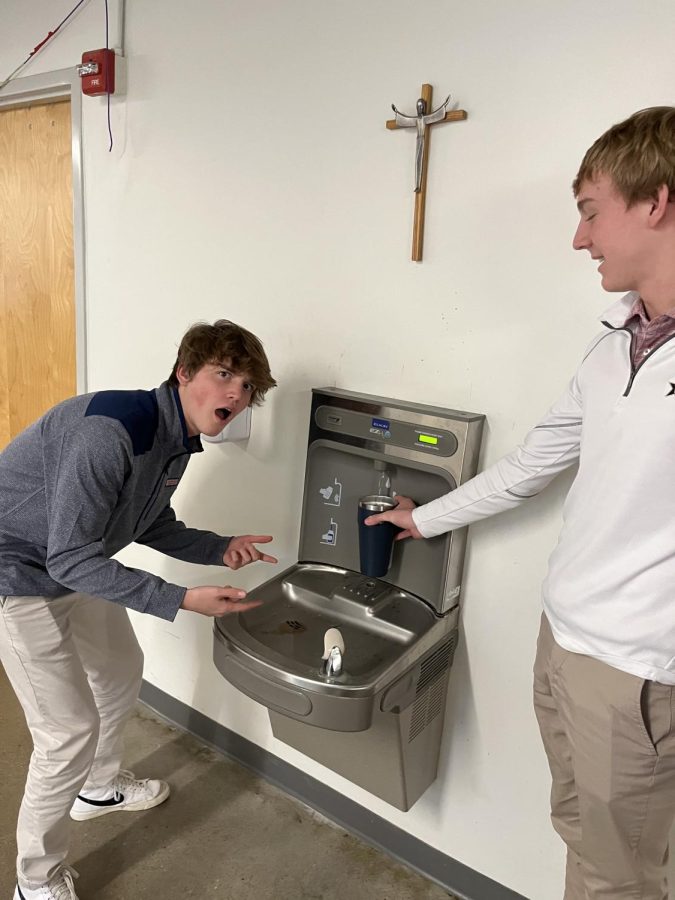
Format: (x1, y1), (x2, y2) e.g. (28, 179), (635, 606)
(319, 478), (342, 507)
(320, 518), (338, 546)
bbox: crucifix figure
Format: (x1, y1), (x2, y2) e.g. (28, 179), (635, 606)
(387, 83), (467, 261)
(392, 94), (451, 193)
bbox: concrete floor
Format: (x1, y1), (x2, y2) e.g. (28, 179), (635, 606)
(0, 666), (456, 900)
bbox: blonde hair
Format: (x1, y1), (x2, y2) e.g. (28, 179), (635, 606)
(573, 106), (675, 206)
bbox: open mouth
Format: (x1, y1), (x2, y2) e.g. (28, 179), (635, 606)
(216, 407), (232, 423)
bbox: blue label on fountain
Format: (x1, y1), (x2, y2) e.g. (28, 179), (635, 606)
(371, 417), (390, 430)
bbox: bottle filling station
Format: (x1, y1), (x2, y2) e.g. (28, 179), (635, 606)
(213, 388), (484, 810)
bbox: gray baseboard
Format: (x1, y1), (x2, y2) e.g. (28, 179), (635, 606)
(140, 680), (527, 900)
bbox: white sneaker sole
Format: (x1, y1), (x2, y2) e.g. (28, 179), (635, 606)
(70, 781), (170, 820)
(13, 886), (79, 900)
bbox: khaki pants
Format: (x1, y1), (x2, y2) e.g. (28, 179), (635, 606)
(0, 593), (143, 888)
(534, 613), (675, 899)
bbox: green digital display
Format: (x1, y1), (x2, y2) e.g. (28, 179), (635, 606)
(418, 434), (439, 446)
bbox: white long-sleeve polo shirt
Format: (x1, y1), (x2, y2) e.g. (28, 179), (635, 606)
(413, 292), (675, 684)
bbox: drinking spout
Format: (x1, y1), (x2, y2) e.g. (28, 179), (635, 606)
(322, 627), (345, 676)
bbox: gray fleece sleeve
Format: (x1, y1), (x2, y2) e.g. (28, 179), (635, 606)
(136, 505), (231, 563)
(43, 419), (186, 621)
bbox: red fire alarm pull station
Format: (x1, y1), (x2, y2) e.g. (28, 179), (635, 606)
(78, 49), (115, 96)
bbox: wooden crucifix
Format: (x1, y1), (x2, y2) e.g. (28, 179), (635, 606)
(386, 83), (467, 261)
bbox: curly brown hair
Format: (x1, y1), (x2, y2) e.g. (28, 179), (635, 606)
(168, 320), (276, 406)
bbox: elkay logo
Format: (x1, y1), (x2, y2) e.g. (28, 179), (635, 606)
(667, 383), (675, 396)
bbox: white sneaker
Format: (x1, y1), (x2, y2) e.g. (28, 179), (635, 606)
(14, 866), (78, 900)
(70, 769), (170, 821)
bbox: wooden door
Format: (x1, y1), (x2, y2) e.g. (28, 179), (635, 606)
(0, 99), (76, 447)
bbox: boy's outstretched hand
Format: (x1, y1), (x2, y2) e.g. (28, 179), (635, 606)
(224, 534), (278, 570)
(364, 495), (423, 541)
(181, 585), (262, 617)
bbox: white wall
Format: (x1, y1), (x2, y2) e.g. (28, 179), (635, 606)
(3, 2), (674, 897)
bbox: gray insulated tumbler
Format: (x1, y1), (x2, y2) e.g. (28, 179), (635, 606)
(358, 495), (396, 578)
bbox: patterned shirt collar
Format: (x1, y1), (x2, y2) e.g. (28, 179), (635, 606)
(623, 296), (675, 327)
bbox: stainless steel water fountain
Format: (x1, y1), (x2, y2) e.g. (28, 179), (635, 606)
(213, 388), (484, 810)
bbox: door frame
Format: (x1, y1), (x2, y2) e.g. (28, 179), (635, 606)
(0, 68), (87, 393)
